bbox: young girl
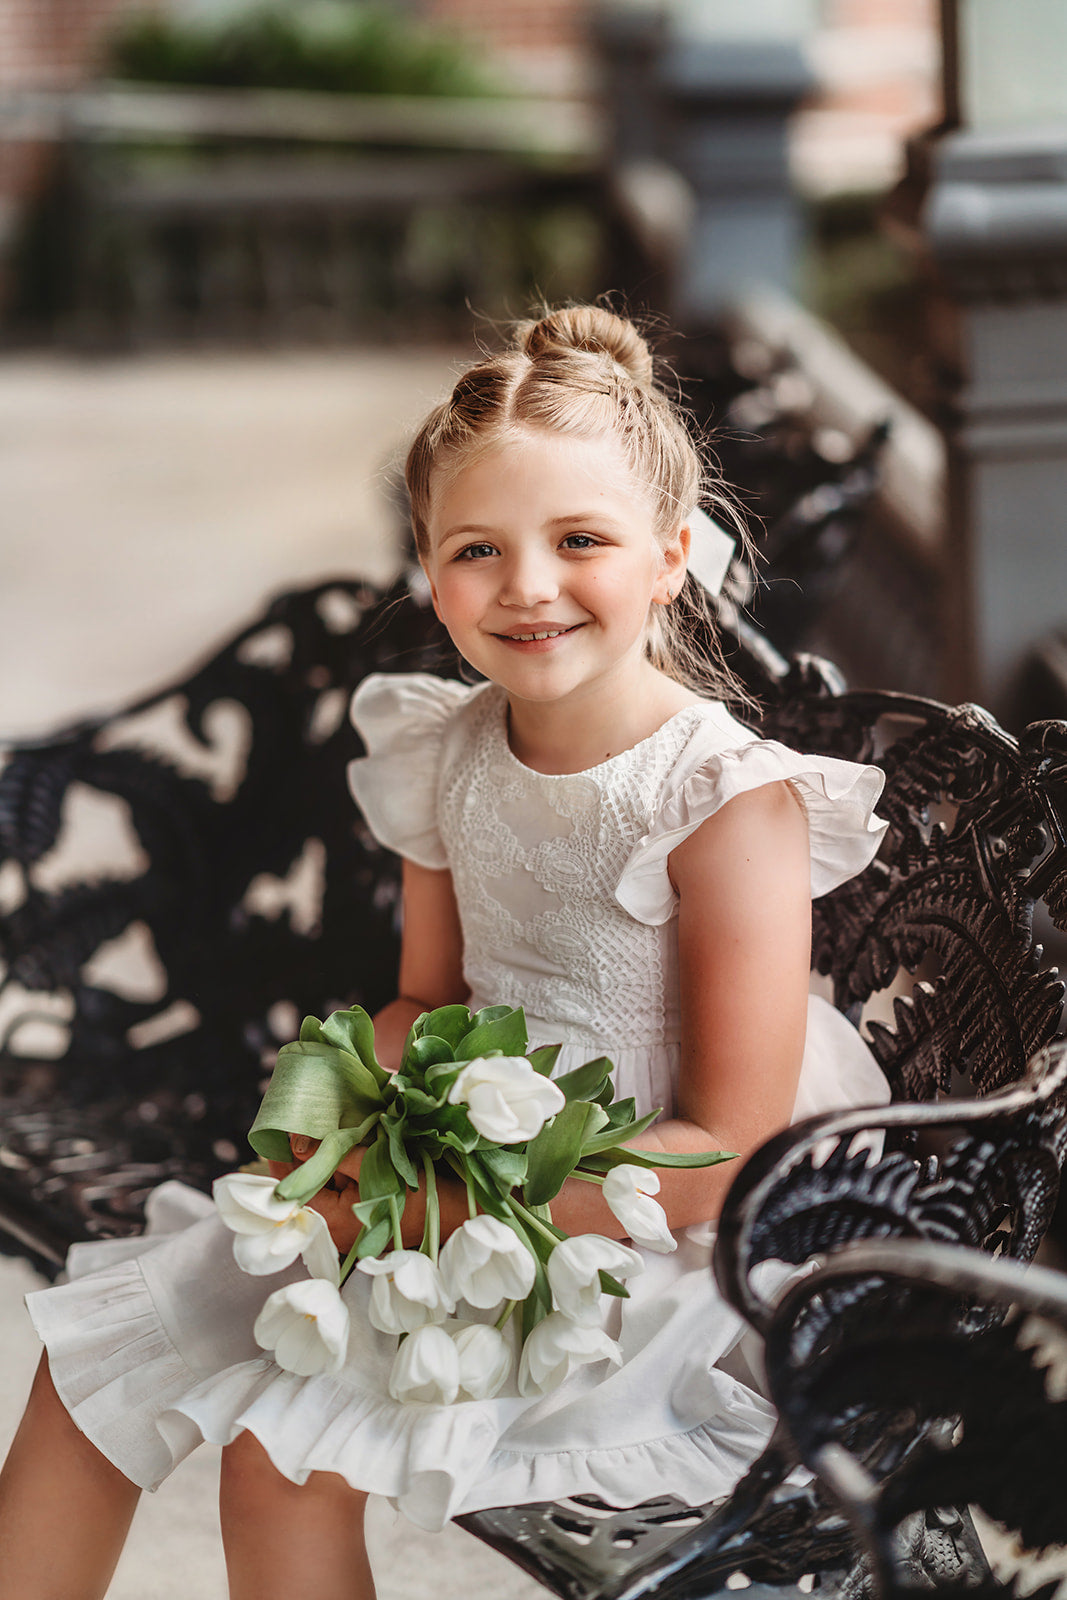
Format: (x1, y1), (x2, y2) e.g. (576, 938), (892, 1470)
(0, 306), (889, 1600)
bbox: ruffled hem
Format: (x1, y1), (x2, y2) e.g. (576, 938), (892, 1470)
(27, 1260), (205, 1490)
(158, 1347), (777, 1532)
(26, 1193), (784, 1530)
(30, 1259), (776, 1532)
(617, 737), (887, 926)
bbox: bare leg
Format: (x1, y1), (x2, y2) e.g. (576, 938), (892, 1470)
(220, 1429), (376, 1600)
(0, 1354), (141, 1600)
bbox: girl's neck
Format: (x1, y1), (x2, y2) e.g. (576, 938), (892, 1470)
(505, 667), (700, 776)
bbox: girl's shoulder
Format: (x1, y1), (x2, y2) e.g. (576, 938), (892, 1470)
(617, 707), (889, 925)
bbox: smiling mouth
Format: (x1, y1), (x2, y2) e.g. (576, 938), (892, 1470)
(495, 624), (581, 643)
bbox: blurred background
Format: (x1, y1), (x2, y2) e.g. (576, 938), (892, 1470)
(1, 0), (1065, 741)
(1, 3), (1067, 1594)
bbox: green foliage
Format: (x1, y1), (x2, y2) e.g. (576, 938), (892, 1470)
(107, 2), (496, 98)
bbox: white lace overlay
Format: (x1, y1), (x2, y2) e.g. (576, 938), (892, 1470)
(438, 687), (698, 1051)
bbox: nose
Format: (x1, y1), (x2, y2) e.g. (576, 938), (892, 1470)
(498, 547), (560, 609)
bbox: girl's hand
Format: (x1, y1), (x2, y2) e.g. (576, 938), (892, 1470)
(282, 1133), (467, 1254)
(275, 1136), (364, 1253)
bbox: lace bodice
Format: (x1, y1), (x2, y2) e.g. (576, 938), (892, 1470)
(437, 686), (710, 1048)
(347, 675), (887, 1059)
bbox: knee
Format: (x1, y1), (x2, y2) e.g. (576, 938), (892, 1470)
(220, 1431), (365, 1515)
(220, 1430), (291, 1512)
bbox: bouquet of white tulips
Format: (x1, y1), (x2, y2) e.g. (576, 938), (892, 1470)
(213, 1003), (734, 1404)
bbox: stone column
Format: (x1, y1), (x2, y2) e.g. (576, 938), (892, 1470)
(921, 0), (1067, 719)
(594, 0), (813, 328)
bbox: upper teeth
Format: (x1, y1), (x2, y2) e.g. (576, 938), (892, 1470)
(513, 630), (561, 641)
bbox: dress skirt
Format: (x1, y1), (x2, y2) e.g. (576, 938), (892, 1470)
(26, 995), (888, 1533)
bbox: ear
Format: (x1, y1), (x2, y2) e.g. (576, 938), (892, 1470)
(653, 521), (690, 604)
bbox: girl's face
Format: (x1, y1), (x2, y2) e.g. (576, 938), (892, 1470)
(422, 428), (687, 712)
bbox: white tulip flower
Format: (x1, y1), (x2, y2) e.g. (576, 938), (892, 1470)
(546, 1234), (644, 1324)
(447, 1056), (565, 1144)
(517, 1310), (623, 1397)
(438, 1214), (536, 1309)
(357, 1249), (455, 1335)
(213, 1171), (339, 1283)
(387, 1323), (460, 1405)
(451, 1321), (513, 1401)
(601, 1165), (677, 1254)
(253, 1278), (350, 1376)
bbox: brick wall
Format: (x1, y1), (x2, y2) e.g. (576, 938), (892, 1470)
(796, 0), (942, 193)
(0, 0), (144, 89)
(0, 0), (148, 233)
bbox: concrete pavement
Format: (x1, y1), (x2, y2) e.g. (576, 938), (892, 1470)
(0, 345), (544, 1599)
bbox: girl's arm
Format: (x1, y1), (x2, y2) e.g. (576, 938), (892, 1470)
(299, 784), (811, 1248)
(544, 778), (813, 1238)
(373, 857), (468, 1069)
(295, 857), (471, 1245)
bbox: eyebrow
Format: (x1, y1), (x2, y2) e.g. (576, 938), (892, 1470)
(438, 512), (618, 542)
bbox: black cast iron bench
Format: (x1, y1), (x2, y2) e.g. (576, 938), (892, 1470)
(2, 573), (1066, 1597)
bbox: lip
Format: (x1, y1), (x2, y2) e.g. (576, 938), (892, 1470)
(492, 620), (585, 646)
(490, 623), (584, 651)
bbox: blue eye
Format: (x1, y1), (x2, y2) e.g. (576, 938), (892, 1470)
(456, 543), (496, 561)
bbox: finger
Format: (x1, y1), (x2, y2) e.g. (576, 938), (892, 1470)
(332, 1146), (367, 1182)
(290, 1135), (320, 1161)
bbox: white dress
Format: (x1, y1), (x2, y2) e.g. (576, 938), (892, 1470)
(27, 673), (890, 1533)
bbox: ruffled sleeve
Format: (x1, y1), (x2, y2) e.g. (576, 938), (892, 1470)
(346, 673), (482, 869)
(617, 724), (888, 927)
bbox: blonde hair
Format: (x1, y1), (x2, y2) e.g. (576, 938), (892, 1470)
(405, 304), (753, 707)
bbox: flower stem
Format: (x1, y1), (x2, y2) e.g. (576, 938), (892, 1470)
(494, 1298), (518, 1332)
(389, 1194), (404, 1253)
(507, 1196), (564, 1247)
(570, 1168), (605, 1185)
(338, 1245), (360, 1288)
(465, 1169), (478, 1221)
(421, 1150), (440, 1259)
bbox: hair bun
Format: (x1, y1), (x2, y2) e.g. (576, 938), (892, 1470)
(516, 306), (655, 391)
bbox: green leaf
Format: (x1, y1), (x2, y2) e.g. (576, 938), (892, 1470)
(580, 1146), (739, 1173)
(407, 1102), (479, 1154)
(462, 1161), (512, 1219)
(476, 1144), (528, 1193)
(424, 1061), (464, 1101)
(404, 1035), (456, 1072)
(321, 1007), (390, 1087)
(527, 1044), (562, 1078)
(299, 1015), (326, 1043)
(602, 1097), (637, 1127)
(581, 1110), (660, 1155)
(468, 1004), (513, 1028)
(358, 1130), (404, 1202)
(520, 1268), (552, 1343)
(552, 1056), (613, 1103)
(524, 1100), (595, 1206)
(248, 1041), (382, 1162)
(382, 1107), (419, 1189)
(353, 1214), (392, 1259)
(350, 1195), (389, 1226)
(630, 1147), (739, 1168)
(455, 1008), (528, 1061)
(274, 1122), (370, 1203)
(419, 1005), (472, 1050)
(598, 1269), (631, 1299)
